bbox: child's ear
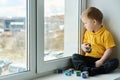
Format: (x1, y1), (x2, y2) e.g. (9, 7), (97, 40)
(93, 19), (97, 25)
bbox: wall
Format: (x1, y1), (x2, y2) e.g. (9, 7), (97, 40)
(87, 0), (120, 62)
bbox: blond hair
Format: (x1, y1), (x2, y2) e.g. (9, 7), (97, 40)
(82, 7), (103, 24)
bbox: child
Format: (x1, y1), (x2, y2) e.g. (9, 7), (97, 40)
(71, 7), (119, 76)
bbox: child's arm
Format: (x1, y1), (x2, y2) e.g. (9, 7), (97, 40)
(95, 47), (113, 67)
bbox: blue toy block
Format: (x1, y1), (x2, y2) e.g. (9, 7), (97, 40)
(68, 68), (74, 74)
(56, 68), (63, 74)
(65, 70), (71, 76)
(81, 71), (89, 78)
(86, 47), (91, 53)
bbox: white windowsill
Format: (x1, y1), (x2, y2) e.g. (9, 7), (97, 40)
(34, 68), (120, 80)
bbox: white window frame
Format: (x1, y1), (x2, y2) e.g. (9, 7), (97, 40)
(37, 0), (82, 73)
(0, 0), (36, 80)
(79, 0), (87, 53)
(0, 0), (87, 79)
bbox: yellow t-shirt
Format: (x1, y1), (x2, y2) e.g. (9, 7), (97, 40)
(83, 26), (116, 58)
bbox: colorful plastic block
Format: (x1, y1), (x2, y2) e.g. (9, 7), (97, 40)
(76, 71), (81, 76)
(68, 68), (74, 74)
(65, 70), (71, 76)
(56, 68), (63, 73)
(81, 71), (89, 78)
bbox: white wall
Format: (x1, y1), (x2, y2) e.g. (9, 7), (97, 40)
(87, 0), (120, 61)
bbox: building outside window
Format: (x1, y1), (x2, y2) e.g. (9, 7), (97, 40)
(37, 0), (80, 73)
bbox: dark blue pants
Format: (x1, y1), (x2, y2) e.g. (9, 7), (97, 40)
(71, 54), (119, 76)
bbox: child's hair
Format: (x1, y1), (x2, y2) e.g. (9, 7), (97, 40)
(82, 7), (103, 24)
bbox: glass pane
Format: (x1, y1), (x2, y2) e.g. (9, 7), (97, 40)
(44, 0), (64, 61)
(0, 0), (28, 76)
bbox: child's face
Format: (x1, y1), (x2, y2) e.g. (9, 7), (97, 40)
(81, 15), (95, 32)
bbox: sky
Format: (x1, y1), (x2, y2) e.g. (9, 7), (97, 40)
(0, 0), (26, 17)
(45, 0), (64, 17)
(0, 0), (64, 18)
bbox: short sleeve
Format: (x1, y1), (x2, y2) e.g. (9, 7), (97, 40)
(104, 32), (116, 49)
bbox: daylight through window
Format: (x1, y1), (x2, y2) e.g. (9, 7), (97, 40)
(0, 0), (28, 76)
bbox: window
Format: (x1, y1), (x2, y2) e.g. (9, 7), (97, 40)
(44, 0), (64, 61)
(0, 0), (36, 80)
(0, 0), (28, 76)
(44, 0), (80, 61)
(37, 0), (81, 73)
(0, 0), (83, 79)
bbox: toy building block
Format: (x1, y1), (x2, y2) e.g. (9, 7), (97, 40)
(81, 71), (89, 78)
(65, 70), (72, 76)
(75, 71), (81, 76)
(86, 47), (91, 53)
(68, 68), (74, 74)
(56, 68), (63, 74)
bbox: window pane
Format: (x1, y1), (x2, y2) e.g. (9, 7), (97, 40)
(44, 0), (64, 61)
(0, 0), (28, 76)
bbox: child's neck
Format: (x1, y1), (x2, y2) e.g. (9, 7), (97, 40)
(93, 24), (102, 33)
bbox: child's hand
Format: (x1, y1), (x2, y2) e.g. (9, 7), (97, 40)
(95, 60), (103, 67)
(81, 43), (91, 53)
(81, 43), (88, 52)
